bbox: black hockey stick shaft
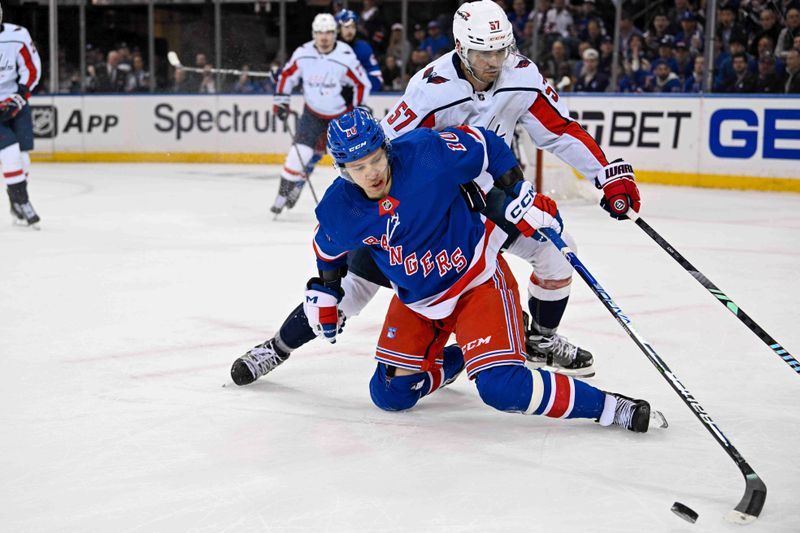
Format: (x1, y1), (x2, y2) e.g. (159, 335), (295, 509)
(284, 115), (320, 205)
(541, 228), (766, 522)
(633, 215), (799, 376)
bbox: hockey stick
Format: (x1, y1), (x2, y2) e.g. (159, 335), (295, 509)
(540, 227), (767, 524)
(630, 213), (799, 376)
(283, 115), (320, 206)
(167, 51), (277, 79)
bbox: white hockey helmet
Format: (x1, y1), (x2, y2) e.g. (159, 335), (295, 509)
(453, 1), (516, 61)
(312, 13), (337, 34)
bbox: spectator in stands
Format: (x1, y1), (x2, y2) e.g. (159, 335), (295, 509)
(675, 11), (703, 51)
(171, 68), (191, 92)
(776, 8), (800, 58)
(411, 23), (426, 49)
(233, 65), (259, 93)
(673, 40), (693, 80)
(95, 50), (129, 92)
(618, 11), (643, 58)
(721, 52), (758, 92)
(683, 55), (704, 92)
(581, 18), (605, 51)
(185, 53), (208, 92)
(656, 36), (680, 73)
(574, 48), (608, 91)
(715, 37), (756, 90)
(508, 0), (531, 45)
(126, 53), (150, 92)
(408, 48), (431, 77)
(784, 47), (800, 92)
(618, 56), (650, 92)
(545, 0), (574, 42)
(644, 59), (682, 92)
(644, 12), (673, 57)
(360, 0), (387, 54)
(542, 39), (573, 82)
(386, 23), (411, 67)
(750, 7), (781, 56)
(756, 35), (779, 62)
(667, 0), (693, 33)
(421, 20), (451, 58)
(598, 35), (614, 75)
(574, 0), (604, 43)
(755, 51), (785, 92)
(199, 64), (216, 93)
(381, 53), (404, 91)
(717, 5), (747, 54)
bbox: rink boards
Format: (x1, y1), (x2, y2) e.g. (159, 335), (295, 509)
(28, 93), (800, 192)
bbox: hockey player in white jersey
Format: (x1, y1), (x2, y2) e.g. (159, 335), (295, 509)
(270, 13), (370, 216)
(0, 4), (42, 228)
(231, 1), (641, 385)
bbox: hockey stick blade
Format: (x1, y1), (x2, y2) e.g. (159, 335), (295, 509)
(631, 213), (799, 376)
(540, 227), (766, 523)
(167, 51), (182, 68)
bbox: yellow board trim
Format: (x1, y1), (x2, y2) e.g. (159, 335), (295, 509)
(30, 152), (334, 166)
(30, 152), (800, 192)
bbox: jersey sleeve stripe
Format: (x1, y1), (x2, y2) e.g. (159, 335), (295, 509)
(277, 62), (299, 94)
(345, 69), (365, 104)
(528, 95), (608, 166)
(19, 44), (37, 87)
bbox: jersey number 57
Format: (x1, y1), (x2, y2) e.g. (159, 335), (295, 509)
(386, 101), (418, 132)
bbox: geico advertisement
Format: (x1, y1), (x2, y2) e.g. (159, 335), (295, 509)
(29, 94), (799, 179)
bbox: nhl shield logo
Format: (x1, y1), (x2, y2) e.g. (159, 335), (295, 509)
(387, 327), (397, 339)
(31, 105), (58, 138)
(381, 198), (393, 211)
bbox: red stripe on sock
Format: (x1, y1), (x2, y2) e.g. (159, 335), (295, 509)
(546, 373), (572, 418)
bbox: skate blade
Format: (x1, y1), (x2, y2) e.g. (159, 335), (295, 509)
(11, 217), (40, 230)
(524, 359), (596, 378)
(650, 410), (668, 430)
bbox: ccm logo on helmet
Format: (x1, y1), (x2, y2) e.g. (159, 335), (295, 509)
(348, 141), (367, 152)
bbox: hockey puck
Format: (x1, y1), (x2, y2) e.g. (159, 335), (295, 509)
(671, 502), (698, 523)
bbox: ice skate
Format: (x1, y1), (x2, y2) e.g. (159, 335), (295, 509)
(598, 393), (667, 433)
(523, 313), (594, 377)
(284, 180), (306, 209)
(230, 338), (289, 385)
(10, 201), (40, 229)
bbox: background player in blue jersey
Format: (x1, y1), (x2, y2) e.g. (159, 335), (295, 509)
(335, 10), (383, 94)
(235, 108), (663, 433)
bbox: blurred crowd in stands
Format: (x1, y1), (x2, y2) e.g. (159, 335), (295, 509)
(60, 0), (800, 94)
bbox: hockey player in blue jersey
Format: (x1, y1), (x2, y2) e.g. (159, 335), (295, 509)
(335, 10), (383, 93)
(234, 108), (664, 433)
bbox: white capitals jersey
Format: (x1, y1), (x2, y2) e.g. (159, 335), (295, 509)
(276, 41), (370, 119)
(0, 23), (41, 98)
(380, 51), (609, 190)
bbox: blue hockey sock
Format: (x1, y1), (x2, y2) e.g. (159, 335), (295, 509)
(475, 366), (605, 419)
(528, 296), (569, 334)
(277, 304), (316, 351)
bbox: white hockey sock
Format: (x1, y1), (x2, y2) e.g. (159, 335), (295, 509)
(281, 143), (314, 182)
(1, 143), (25, 185)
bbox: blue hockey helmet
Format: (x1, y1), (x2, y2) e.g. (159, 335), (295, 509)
(327, 108), (387, 168)
(335, 9), (358, 26)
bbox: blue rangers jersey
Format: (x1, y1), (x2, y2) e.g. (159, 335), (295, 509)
(350, 38), (383, 93)
(313, 125), (517, 319)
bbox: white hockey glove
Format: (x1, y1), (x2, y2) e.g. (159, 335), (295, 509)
(303, 278), (346, 343)
(273, 94), (291, 122)
(595, 159), (641, 220)
(503, 180), (563, 242)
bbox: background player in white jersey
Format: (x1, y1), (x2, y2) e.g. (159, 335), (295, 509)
(270, 13), (370, 216)
(230, 0), (641, 385)
(0, 4), (41, 228)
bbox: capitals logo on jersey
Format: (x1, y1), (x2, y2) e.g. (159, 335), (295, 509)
(515, 58), (531, 69)
(423, 67), (449, 85)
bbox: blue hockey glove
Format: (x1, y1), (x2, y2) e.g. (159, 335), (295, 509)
(303, 278), (345, 343)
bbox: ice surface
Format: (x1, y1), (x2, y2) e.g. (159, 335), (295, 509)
(2, 163), (799, 532)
